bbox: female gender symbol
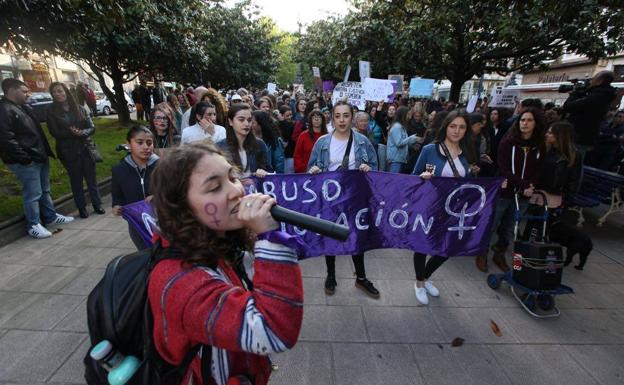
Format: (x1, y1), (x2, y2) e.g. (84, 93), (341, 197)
(204, 203), (220, 226)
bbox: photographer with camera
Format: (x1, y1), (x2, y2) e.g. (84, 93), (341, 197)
(562, 71), (617, 158)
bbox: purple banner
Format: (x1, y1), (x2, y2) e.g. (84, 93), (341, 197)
(122, 171), (502, 258)
(323, 80), (335, 92)
(122, 200), (157, 248)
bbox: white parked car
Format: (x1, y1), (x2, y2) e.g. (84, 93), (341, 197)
(95, 92), (135, 115)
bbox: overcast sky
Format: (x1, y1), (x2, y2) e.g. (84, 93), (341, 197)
(241, 0), (351, 32)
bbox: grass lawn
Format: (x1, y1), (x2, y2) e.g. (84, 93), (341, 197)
(0, 118), (131, 223)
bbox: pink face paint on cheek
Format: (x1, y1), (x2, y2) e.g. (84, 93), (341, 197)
(203, 203), (221, 226)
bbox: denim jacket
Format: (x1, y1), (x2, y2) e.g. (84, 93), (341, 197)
(307, 130), (378, 171)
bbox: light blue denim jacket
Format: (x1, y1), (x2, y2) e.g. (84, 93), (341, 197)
(387, 122), (417, 164)
(307, 130), (378, 171)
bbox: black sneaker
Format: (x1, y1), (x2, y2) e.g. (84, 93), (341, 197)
(93, 205), (106, 215)
(78, 208), (89, 219)
(324, 275), (337, 295)
(355, 278), (380, 299)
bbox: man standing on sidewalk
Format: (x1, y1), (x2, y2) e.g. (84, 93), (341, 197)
(0, 78), (74, 239)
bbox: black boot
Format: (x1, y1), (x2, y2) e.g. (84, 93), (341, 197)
(93, 205), (106, 215)
(324, 275), (337, 295)
(355, 278), (380, 299)
(78, 207), (89, 218)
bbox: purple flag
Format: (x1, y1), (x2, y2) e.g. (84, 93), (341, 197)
(323, 81), (335, 92)
(122, 171), (502, 258)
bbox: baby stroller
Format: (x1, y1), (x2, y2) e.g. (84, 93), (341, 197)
(486, 192), (574, 318)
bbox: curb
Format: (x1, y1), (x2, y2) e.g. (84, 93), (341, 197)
(0, 177), (112, 247)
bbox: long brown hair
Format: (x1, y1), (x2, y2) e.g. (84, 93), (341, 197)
(48, 82), (84, 119)
(548, 121), (577, 167)
(201, 88), (228, 126)
(435, 110), (477, 164)
(151, 142), (252, 266)
(225, 103), (267, 171)
(508, 107), (546, 150)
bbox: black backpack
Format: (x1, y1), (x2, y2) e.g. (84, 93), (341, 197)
(83, 242), (211, 385)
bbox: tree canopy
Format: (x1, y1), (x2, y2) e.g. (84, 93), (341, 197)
(1, 0), (280, 123)
(295, 0), (624, 101)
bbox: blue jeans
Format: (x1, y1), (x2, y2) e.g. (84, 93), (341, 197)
(8, 162), (57, 228)
(389, 162), (404, 174)
(488, 197), (529, 249)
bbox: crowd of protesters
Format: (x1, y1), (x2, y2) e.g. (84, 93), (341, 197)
(0, 70), (622, 383)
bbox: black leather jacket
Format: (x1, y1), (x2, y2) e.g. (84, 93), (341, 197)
(46, 103), (95, 162)
(538, 148), (582, 204)
(0, 97), (54, 164)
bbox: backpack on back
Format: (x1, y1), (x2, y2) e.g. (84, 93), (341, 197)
(84, 243), (209, 385)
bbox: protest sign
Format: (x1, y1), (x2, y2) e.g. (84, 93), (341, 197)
(323, 80), (335, 93)
(409, 78), (435, 97)
(359, 60), (370, 80)
(312, 66), (321, 78)
(489, 86), (520, 108)
(388, 74), (404, 94)
(363, 78), (396, 102)
(466, 95), (478, 113)
(267, 82), (277, 95)
(124, 171), (501, 257)
(343, 65), (351, 82)
(332, 81), (366, 110)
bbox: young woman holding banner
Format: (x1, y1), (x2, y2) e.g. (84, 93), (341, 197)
(411, 111), (477, 305)
(307, 101), (380, 298)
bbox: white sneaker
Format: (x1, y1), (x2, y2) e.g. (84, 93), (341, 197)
(414, 284), (429, 305)
(28, 223), (52, 239)
(50, 214), (74, 224)
(424, 281), (440, 297)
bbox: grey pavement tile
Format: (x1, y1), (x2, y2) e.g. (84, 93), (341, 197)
(430, 307), (521, 344)
(66, 247), (133, 268)
(0, 330), (85, 383)
(565, 345), (624, 385)
(300, 255), (354, 279)
(59, 268), (105, 295)
(412, 344), (512, 385)
(0, 265), (83, 292)
(562, 262), (624, 285)
(0, 291), (41, 326)
(442, 279), (518, 308)
(44, 228), (84, 245)
(583, 249), (620, 264)
(489, 344), (600, 385)
(302, 277), (327, 305)
(269, 342), (333, 385)
(56, 229), (134, 249)
(299, 305), (368, 342)
(2, 293), (84, 330)
(48, 337), (90, 384)
(54, 298), (88, 332)
(0, 264), (29, 288)
(363, 307), (444, 343)
(555, 283), (624, 310)
(368, 248), (414, 259)
(440, 256), (491, 281)
(332, 343), (423, 385)
(495, 307), (624, 344)
(359, 256), (417, 280)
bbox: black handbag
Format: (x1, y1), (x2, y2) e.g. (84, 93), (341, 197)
(86, 138), (103, 163)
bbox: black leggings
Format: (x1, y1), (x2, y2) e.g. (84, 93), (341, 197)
(325, 254), (366, 279)
(413, 252), (447, 281)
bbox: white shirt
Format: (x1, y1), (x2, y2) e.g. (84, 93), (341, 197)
(328, 135), (356, 171)
(180, 109), (191, 130)
(239, 149), (251, 177)
(326, 122), (334, 134)
(181, 123), (226, 144)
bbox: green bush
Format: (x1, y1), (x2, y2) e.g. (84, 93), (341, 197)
(0, 118), (130, 222)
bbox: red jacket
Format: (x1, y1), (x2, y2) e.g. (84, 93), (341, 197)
(148, 240), (303, 385)
(293, 130), (323, 173)
(497, 135), (543, 198)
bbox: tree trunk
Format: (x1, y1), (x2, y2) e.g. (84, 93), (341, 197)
(90, 64), (132, 126)
(449, 76), (467, 103)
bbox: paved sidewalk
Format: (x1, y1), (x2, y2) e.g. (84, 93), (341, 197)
(0, 195), (623, 385)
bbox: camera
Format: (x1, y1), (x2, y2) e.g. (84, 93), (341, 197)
(558, 78), (589, 93)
